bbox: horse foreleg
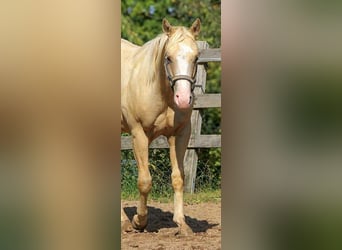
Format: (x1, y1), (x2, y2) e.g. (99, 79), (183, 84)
(168, 127), (193, 236)
(131, 128), (151, 231)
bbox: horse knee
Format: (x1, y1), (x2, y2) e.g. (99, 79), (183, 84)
(138, 175), (152, 194)
(172, 174), (184, 191)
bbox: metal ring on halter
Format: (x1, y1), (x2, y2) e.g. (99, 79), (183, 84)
(164, 57), (198, 91)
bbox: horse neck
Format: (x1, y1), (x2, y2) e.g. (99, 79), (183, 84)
(142, 36), (173, 106)
(157, 47), (174, 106)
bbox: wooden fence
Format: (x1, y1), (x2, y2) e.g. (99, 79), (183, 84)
(121, 41), (221, 193)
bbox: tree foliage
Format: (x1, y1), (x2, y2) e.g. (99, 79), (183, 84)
(121, 0), (221, 47)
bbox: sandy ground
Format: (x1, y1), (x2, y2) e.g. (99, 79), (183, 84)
(121, 200), (221, 250)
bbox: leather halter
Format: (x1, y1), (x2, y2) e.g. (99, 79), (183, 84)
(164, 56), (197, 91)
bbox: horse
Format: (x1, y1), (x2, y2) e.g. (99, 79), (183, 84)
(121, 18), (201, 236)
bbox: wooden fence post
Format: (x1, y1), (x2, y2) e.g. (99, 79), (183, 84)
(183, 41), (209, 193)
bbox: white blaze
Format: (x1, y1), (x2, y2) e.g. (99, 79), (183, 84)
(173, 44), (195, 109)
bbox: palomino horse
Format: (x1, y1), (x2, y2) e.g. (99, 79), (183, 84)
(121, 18), (201, 236)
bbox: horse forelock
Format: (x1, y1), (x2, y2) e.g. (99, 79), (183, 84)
(131, 27), (197, 88)
(167, 27), (196, 46)
(140, 26), (196, 62)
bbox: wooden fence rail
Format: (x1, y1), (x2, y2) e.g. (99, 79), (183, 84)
(121, 41), (221, 193)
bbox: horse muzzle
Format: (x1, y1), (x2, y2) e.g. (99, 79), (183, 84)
(173, 79), (193, 109)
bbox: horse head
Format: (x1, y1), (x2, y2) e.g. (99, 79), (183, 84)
(163, 18), (201, 110)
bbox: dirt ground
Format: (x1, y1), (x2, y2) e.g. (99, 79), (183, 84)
(121, 200), (221, 250)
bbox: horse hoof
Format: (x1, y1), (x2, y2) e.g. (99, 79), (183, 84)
(132, 214), (147, 231)
(121, 220), (133, 233)
(175, 224), (193, 237)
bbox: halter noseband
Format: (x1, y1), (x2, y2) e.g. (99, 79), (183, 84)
(164, 56), (197, 91)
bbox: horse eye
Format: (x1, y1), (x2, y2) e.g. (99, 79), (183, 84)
(166, 56), (172, 62)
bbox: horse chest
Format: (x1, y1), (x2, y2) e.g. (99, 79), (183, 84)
(135, 109), (170, 138)
(141, 110), (169, 135)
(145, 108), (190, 139)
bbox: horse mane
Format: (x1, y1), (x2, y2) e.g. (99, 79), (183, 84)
(132, 27), (196, 87)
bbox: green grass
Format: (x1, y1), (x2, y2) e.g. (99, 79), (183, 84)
(121, 189), (221, 204)
(121, 148), (221, 203)
(183, 189), (221, 204)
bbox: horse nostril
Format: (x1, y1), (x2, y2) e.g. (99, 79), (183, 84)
(189, 96), (192, 104)
(176, 94), (179, 98)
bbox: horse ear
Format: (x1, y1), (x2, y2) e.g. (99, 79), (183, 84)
(190, 18), (201, 37)
(162, 18), (173, 36)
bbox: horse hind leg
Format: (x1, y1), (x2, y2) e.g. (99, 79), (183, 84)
(131, 128), (151, 231)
